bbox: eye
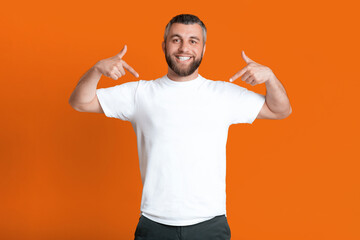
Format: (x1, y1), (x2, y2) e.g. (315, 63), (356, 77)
(173, 39), (180, 43)
(190, 40), (197, 44)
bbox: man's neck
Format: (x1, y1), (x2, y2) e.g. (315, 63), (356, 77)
(167, 69), (199, 82)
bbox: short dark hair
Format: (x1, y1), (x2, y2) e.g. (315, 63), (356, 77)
(164, 14), (207, 44)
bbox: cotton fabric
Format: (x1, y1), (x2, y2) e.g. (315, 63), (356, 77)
(96, 74), (265, 226)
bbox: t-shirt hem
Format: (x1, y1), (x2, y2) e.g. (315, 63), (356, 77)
(141, 212), (223, 226)
(249, 94), (266, 124)
(96, 89), (113, 118)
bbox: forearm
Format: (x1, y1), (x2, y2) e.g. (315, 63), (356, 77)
(69, 63), (102, 107)
(265, 75), (292, 115)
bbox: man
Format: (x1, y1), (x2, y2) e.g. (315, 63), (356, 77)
(69, 14), (291, 240)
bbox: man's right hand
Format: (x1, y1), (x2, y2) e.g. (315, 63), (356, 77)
(94, 45), (139, 80)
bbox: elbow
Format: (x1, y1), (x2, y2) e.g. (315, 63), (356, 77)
(272, 105), (292, 120)
(68, 99), (82, 112)
(68, 96), (76, 109)
(278, 106), (292, 119)
(68, 98), (76, 110)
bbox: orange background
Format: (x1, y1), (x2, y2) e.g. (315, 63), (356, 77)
(1, 0), (359, 239)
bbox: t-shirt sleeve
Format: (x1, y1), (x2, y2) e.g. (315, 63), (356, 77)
(96, 81), (140, 121)
(222, 81), (266, 125)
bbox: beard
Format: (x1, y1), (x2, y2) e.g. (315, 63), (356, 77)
(164, 47), (204, 77)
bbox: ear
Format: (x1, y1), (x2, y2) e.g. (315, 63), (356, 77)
(162, 41), (165, 53)
(202, 44), (206, 56)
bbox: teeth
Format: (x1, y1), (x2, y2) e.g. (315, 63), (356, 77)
(177, 56), (191, 61)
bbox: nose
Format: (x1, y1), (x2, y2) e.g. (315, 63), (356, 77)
(178, 41), (190, 52)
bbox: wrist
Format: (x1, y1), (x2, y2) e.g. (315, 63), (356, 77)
(93, 61), (102, 74)
(265, 74), (277, 86)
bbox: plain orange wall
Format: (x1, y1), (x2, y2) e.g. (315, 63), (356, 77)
(1, 0), (359, 239)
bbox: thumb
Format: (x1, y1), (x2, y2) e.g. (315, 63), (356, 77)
(116, 45), (127, 59)
(242, 50), (255, 64)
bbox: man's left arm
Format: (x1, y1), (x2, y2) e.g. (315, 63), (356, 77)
(229, 51), (292, 120)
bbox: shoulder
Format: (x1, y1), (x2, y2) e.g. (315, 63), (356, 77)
(210, 79), (248, 94)
(197, 75), (249, 95)
(115, 79), (154, 89)
(201, 75), (246, 88)
(136, 79), (161, 89)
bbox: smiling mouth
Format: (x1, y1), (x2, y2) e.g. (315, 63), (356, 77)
(176, 56), (192, 62)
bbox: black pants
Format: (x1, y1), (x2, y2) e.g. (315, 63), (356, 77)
(134, 214), (231, 240)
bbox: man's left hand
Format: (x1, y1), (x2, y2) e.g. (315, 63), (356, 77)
(229, 51), (276, 86)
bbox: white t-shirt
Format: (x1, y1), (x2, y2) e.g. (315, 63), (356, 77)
(96, 74), (265, 226)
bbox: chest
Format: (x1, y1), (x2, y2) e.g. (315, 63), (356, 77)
(135, 88), (226, 137)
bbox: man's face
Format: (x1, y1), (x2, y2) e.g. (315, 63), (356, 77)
(163, 23), (206, 77)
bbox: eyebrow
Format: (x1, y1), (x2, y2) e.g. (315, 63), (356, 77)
(170, 34), (201, 41)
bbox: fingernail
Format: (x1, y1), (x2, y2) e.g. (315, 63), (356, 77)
(229, 78), (233, 82)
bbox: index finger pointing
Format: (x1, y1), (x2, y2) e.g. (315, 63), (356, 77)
(122, 60), (139, 78)
(229, 66), (248, 82)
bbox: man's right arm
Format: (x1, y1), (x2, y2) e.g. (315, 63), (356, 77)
(68, 45), (139, 113)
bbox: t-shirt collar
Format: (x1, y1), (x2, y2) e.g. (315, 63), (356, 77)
(162, 74), (204, 87)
